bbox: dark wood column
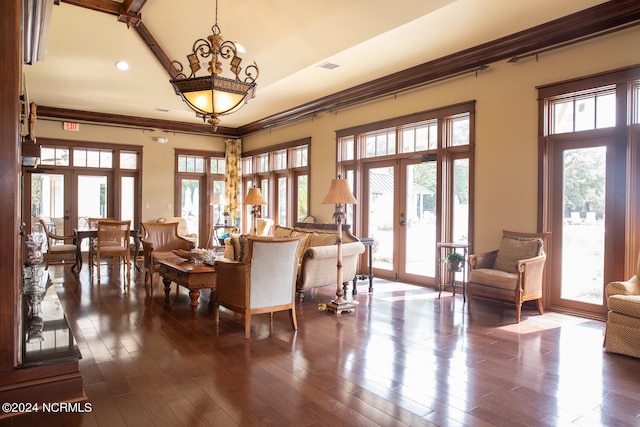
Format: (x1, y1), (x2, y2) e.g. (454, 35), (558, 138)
(0, 0), (84, 412)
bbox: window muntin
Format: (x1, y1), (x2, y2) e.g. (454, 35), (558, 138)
(120, 151), (138, 170)
(449, 116), (470, 147)
(401, 121), (437, 153)
(550, 87), (616, 134)
(178, 155), (205, 173)
(40, 146), (70, 166)
(210, 158), (225, 174)
(363, 129), (396, 158)
(339, 136), (355, 161)
(257, 154), (269, 173)
(293, 146), (308, 167)
(273, 150), (287, 170)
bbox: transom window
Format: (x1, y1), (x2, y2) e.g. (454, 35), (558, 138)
(178, 155), (205, 173)
(401, 121), (437, 153)
(363, 128), (396, 158)
(549, 87), (616, 134)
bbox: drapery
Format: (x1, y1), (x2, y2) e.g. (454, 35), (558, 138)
(225, 138), (242, 222)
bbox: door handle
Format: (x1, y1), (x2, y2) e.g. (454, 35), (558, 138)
(64, 215), (70, 220)
(399, 220), (406, 226)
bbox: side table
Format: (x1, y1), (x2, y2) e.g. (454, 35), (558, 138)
(352, 237), (374, 295)
(436, 242), (469, 301)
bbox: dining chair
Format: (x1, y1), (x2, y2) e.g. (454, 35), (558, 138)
(90, 220), (131, 285)
(38, 218), (78, 271)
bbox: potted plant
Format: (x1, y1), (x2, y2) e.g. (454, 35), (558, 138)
(443, 251), (465, 272)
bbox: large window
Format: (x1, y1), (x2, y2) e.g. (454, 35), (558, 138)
(242, 139), (310, 230)
(175, 150), (225, 246)
(337, 102), (474, 285)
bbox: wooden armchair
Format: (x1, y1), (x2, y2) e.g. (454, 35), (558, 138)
(39, 218), (78, 271)
(213, 236), (303, 339)
(468, 230), (549, 323)
(141, 222), (195, 285)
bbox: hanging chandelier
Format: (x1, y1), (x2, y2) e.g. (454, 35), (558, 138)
(170, 0), (259, 131)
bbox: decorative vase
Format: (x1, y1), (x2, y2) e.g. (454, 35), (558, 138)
(24, 234), (44, 266)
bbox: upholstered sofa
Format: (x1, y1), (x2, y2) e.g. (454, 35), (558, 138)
(604, 253), (640, 358)
(224, 224), (365, 301)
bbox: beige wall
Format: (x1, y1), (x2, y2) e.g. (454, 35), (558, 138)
(243, 25), (640, 252)
(34, 26), (640, 252)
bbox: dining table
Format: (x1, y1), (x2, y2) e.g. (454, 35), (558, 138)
(72, 228), (141, 273)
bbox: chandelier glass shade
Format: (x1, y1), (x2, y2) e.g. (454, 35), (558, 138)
(170, 1), (258, 131)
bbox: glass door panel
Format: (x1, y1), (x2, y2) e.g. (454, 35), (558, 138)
(181, 179), (200, 245)
(31, 173), (68, 250)
(403, 162), (437, 278)
(367, 165), (395, 274)
(121, 176), (135, 224)
(77, 174), (109, 250)
(560, 146), (606, 304)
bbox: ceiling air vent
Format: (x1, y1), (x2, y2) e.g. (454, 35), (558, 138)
(317, 62), (340, 70)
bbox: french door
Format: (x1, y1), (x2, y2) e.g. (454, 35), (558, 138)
(549, 133), (616, 316)
(27, 170), (113, 244)
(364, 158), (438, 284)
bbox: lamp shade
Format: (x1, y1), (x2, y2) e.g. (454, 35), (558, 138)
(210, 193), (228, 206)
(244, 187), (266, 205)
(322, 179), (357, 205)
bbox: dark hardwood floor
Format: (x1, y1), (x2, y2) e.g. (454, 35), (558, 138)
(4, 263), (640, 427)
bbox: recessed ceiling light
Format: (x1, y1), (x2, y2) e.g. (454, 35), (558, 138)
(115, 61), (130, 71)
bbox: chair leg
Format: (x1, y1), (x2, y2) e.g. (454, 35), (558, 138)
(515, 302), (522, 323)
(289, 307), (298, 331)
(536, 298), (544, 315)
(245, 313), (252, 339)
(213, 304), (220, 325)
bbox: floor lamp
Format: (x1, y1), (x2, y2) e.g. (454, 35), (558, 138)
(322, 176), (358, 314)
(243, 187), (266, 235)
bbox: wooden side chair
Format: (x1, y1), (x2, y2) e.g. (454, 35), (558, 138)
(90, 220), (131, 284)
(213, 236), (303, 339)
(38, 218), (78, 271)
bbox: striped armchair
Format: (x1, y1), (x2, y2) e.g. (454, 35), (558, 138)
(604, 253), (640, 358)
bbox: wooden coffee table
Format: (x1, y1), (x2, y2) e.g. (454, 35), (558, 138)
(158, 257), (217, 313)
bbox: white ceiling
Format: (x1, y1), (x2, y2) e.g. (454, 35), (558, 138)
(24, 0), (607, 129)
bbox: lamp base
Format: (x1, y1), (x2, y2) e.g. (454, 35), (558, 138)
(326, 298), (356, 315)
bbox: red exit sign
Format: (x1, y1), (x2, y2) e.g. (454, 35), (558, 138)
(63, 121), (79, 131)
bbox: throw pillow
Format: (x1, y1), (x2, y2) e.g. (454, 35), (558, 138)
(494, 235), (543, 273)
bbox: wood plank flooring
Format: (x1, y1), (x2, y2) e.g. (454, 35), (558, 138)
(4, 263), (640, 426)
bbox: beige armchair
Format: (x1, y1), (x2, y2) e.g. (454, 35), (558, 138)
(156, 217), (197, 245)
(604, 253), (640, 358)
(468, 230), (548, 323)
(141, 222), (195, 285)
(213, 236), (303, 339)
